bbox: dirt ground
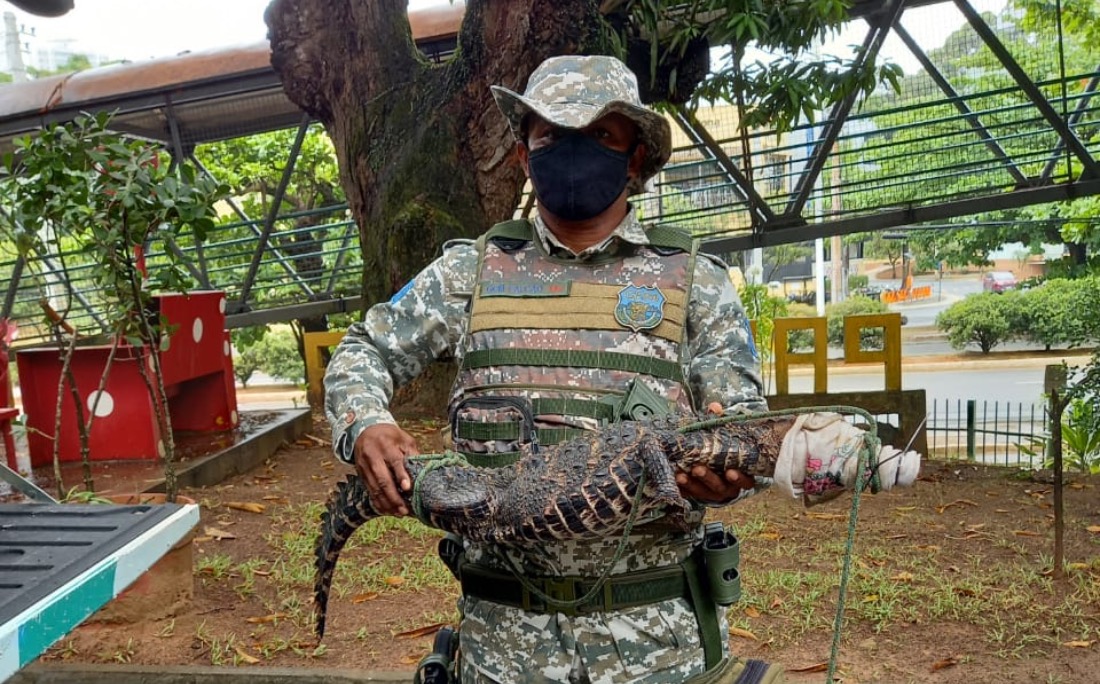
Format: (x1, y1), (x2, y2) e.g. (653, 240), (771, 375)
(41, 414), (1100, 684)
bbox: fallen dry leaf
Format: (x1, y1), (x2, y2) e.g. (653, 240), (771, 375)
(862, 594), (879, 603)
(352, 592), (380, 604)
(891, 572), (915, 582)
(743, 606), (760, 619)
(251, 569), (271, 577)
(399, 654), (421, 665)
(805, 512), (846, 521)
(789, 662), (828, 673)
(758, 532), (782, 541)
(203, 526), (236, 540)
(396, 623), (447, 639)
(728, 627), (758, 641)
(1067, 563), (1089, 571)
(384, 576), (406, 587)
(769, 598), (784, 609)
(1012, 530), (1042, 537)
(233, 645), (260, 665)
(885, 534), (908, 540)
(936, 499), (978, 514)
(192, 536), (213, 543)
(931, 656), (959, 671)
(1062, 640), (1094, 648)
(894, 506), (917, 512)
(226, 502), (266, 514)
(245, 613), (287, 624)
(1086, 525), (1100, 534)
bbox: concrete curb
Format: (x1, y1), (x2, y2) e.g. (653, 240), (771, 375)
(144, 408), (313, 493)
(11, 663), (410, 683)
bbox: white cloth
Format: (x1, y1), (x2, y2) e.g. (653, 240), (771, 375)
(774, 412), (920, 505)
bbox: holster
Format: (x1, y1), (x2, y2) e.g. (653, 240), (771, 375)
(413, 625), (459, 684)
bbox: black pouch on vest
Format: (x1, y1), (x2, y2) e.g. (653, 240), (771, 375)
(450, 395), (539, 456)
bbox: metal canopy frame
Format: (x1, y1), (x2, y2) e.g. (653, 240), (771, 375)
(2, 0), (1099, 339)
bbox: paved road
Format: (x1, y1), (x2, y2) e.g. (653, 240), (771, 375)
(785, 366), (1048, 409)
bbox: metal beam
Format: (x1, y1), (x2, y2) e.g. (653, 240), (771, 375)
(702, 177), (1100, 253)
(225, 296), (364, 329)
(1041, 72), (1100, 182)
(237, 113), (312, 309)
(894, 22), (1028, 186)
(955, 0), (1100, 180)
(671, 107), (776, 227)
(189, 152), (316, 299)
(785, 0), (907, 219)
(1, 257), (24, 319)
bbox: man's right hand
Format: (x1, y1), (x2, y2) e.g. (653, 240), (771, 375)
(353, 424), (418, 516)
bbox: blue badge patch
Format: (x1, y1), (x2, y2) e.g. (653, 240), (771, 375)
(614, 286), (665, 332)
(741, 317), (759, 362)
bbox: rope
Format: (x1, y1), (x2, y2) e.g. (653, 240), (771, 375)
(679, 404), (884, 683)
(499, 467), (651, 611)
(408, 452), (470, 523)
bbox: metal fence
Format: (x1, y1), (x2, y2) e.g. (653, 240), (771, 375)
(928, 398), (1049, 467)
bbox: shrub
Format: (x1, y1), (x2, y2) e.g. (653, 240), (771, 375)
(825, 296), (890, 348)
(848, 274), (869, 290)
(936, 291), (1025, 353)
(231, 327), (304, 386)
(1019, 277), (1100, 350)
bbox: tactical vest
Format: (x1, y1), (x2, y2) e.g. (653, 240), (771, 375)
(448, 219), (699, 465)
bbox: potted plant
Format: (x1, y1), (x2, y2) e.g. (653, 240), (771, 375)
(0, 112), (227, 501)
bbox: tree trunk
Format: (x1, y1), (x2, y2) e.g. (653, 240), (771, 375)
(267, 0), (606, 414)
(267, 0), (606, 304)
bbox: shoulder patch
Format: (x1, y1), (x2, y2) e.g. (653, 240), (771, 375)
(389, 279), (415, 304)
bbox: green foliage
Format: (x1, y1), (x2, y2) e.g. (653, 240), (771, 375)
(255, 329), (305, 385)
(847, 274), (869, 290)
(825, 296), (890, 348)
(230, 327), (269, 388)
(782, 302), (818, 352)
(1021, 397), (1100, 475)
(739, 283), (790, 391)
(1057, 398), (1100, 474)
(0, 113), (227, 340)
(611, 0), (902, 133)
(936, 292), (1026, 353)
(1018, 277), (1100, 350)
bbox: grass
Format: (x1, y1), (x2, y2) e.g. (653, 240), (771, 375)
(723, 506), (1100, 658)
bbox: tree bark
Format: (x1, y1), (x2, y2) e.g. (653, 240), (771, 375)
(266, 0), (606, 413)
(266, 0), (606, 306)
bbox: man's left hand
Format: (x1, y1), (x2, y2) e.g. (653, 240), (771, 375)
(676, 401), (755, 503)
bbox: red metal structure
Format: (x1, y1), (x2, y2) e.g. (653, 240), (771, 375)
(15, 291), (238, 465)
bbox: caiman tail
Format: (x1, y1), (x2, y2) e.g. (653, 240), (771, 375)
(314, 475), (377, 638)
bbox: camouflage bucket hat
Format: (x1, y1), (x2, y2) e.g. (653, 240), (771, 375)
(491, 55), (672, 195)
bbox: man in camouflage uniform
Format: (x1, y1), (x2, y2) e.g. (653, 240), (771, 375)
(325, 55), (778, 683)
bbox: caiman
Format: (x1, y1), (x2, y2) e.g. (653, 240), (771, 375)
(314, 411), (920, 636)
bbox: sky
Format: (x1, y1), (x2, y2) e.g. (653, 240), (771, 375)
(3, 0), (1006, 73)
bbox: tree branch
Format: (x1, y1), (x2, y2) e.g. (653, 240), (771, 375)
(266, 0), (422, 123)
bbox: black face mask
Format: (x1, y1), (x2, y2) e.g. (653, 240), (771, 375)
(527, 132), (635, 221)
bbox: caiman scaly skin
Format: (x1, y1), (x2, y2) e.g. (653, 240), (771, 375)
(314, 413), (796, 637)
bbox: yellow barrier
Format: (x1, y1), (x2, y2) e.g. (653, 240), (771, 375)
(303, 331), (347, 410)
(772, 317), (828, 396)
(842, 313), (903, 391)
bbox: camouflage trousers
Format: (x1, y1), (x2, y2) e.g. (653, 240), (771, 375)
(456, 595), (729, 684)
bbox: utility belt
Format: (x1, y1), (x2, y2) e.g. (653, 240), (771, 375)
(438, 521), (741, 671)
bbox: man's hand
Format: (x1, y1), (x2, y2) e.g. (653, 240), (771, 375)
(353, 424), (419, 516)
(676, 401), (755, 503)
